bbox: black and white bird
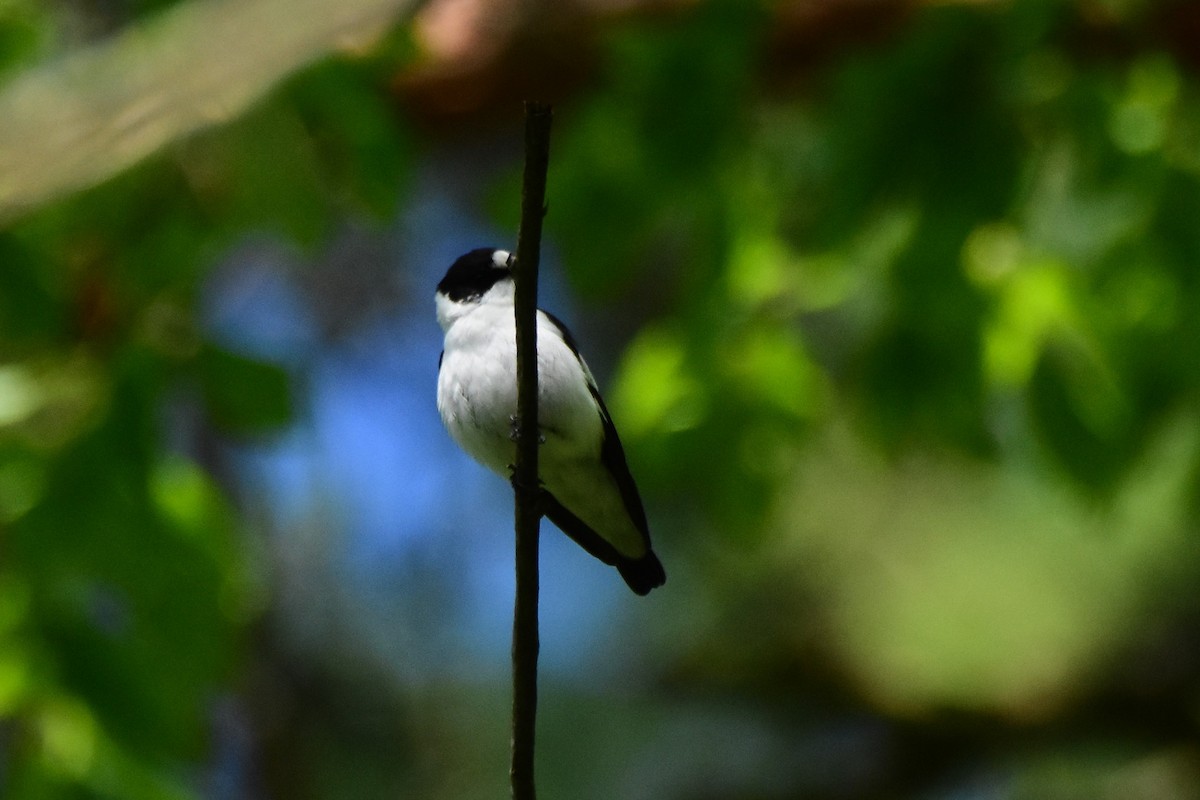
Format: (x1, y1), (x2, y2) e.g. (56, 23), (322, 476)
(435, 248), (665, 595)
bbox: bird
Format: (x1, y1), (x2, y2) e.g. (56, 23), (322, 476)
(435, 247), (665, 595)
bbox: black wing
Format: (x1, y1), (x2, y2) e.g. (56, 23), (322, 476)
(539, 310), (665, 595)
(539, 309), (584, 358)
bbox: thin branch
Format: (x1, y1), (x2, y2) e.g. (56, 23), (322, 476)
(510, 100), (553, 800)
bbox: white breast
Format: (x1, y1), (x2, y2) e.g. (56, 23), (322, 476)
(437, 297), (602, 477)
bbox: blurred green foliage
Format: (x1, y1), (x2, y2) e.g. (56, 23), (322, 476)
(4, 0), (1200, 797)
(0, 4), (414, 794)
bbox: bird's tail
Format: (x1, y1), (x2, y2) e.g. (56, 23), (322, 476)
(542, 492), (666, 595)
(618, 551), (666, 596)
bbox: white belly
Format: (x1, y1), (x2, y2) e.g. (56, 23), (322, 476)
(437, 307), (602, 476)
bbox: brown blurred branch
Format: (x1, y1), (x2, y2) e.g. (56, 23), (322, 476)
(0, 0), (419, 222)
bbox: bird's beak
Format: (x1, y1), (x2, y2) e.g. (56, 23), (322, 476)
(505, 252), (516, 270)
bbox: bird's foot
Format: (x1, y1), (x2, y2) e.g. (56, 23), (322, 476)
(508, 472), (547, 513)
(508, 414), (546, 444)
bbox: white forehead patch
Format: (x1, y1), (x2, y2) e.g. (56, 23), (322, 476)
(493, 250), (512, 268)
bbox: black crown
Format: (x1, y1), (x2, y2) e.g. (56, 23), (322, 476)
(437, 248), (510, 302)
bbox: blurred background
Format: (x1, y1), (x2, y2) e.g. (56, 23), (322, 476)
(3, 0), (1200, 797)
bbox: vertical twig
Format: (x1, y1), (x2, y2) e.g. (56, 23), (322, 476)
(511, 101), (552, 800)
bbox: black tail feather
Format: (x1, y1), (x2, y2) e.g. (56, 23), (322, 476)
(542, 492), (666, 595)
(617, 552), (666, 596)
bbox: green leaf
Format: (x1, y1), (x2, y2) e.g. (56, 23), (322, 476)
(196, 344), (292, 433)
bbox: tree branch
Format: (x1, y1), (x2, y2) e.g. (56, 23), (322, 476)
(510, 100), (552, 800)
